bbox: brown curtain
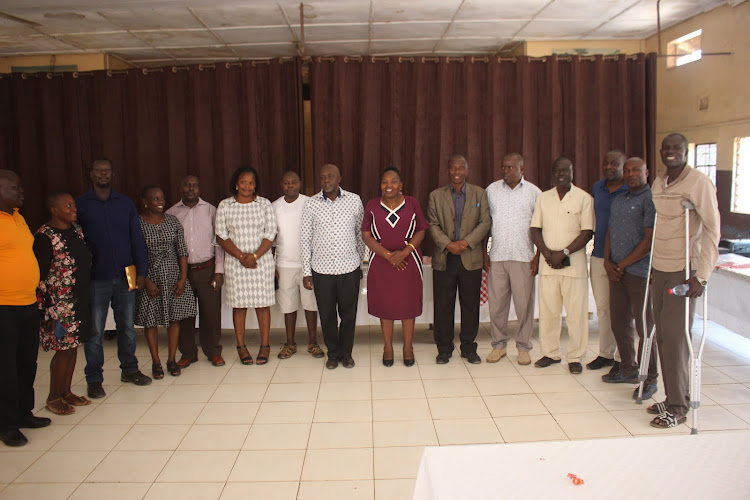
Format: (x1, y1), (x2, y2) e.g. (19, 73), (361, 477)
(0, 59), (304, 230)
(310, 54), (656, 212)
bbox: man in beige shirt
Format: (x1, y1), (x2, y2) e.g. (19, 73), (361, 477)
(531, 157), (594, 374)
(648, 133), (720, 429)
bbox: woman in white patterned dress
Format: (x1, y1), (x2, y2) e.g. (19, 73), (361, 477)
(216, 166), (277, 365)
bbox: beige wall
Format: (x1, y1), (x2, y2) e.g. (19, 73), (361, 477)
(645, 2), (750, 170)
(0, 53), (131, 73)
(525, 39), (644, 57)
(645, 2), (750, 237)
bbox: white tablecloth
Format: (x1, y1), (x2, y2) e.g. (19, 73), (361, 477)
(413, 431), (750, 500)
(108, 263), (597, 330)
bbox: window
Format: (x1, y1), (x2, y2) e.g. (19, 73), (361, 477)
(667, 29), (702, 68)
(695, 143), (717, 185)
(732, 137), (750, 214)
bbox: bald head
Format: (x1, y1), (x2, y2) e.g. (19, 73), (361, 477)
(0, 169), (23, 213)
(320, 164), (342, 197)
(623, 157), (648, 192)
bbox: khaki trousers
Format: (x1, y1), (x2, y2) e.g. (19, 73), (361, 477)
(590, 257), (619, 360)
(488, 260), (535, 352)
(538, 275), (589, 363)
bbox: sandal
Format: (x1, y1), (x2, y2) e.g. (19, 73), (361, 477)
(647, 401), (667, 415)
(650, 412), (687, 429)
(237, 345), (253, 365)
(278, 343), (297, 359)
(152, 363), (164, 380)
(63, 392), (91, 406)
(46, 397), (75, 415)
(166, 361), (181, 377)
(256, 345), (271, 365)
(307, 343), (325, 358)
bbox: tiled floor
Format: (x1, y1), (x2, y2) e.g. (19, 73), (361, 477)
(2, 318), (750, 500)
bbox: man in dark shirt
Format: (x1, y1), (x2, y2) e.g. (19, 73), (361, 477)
(603, 157), (658, 398)
(76, 159), (151, 398)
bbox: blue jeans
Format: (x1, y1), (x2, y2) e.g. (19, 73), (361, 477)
(85, 278), (139, 383)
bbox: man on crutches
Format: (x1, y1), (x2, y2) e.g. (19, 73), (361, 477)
(602, 157), (659, 399)
(649, 133), (720, 429)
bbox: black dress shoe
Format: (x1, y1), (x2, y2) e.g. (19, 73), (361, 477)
(568, 362), (583, 374)
(87, 382), (106, 399)
(382, 357), (394, 367)
(342, 357), (355, 368)
(602, 370), (639, 383)
(121, 370), (152, 386)
(404, 358), (415, 367)
(462, 352), (482, 364)
(586, 356), (615, 370)
(19, 415), (51, 429)
(436, 353), (451, 364)
(534, 356), (561, 368)
(633, 382), (658, 400)
(0, 428), (28, 447)
(326, 357), (339, 369)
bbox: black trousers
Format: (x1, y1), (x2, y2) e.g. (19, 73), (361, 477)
(433, 255), (482, 356)
(178, 264), (223, 359)
(0, 304), (40, 431)
(312, 269), (361, 360)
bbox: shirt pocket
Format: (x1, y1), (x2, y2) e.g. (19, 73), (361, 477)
(565, 206), (582, 233)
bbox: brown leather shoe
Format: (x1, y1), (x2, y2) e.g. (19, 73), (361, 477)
(210, 355), (226, 367)
(177, 356), (197, 368)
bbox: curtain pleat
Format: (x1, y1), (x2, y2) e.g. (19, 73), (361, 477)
(0, 59), (303, 230)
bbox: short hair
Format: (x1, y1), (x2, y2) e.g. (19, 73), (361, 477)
(281, 170), (300, 181)
(383, 166), (401, 180)
(0, 169), (19, 182)
(552, 156), (572, 169)
(503, 152), (524, 166)
(90, 158), (113, 171)
(663, 133), (688, 148)
(229, 166), (260, 195)
(448, 154), (468, 168)
(140, 184), (161, 199)
(45, 191), (71, 210)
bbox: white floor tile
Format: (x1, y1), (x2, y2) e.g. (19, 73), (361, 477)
(371, 380), (426, 400)
(229, 449), (305, 482)
(178, 424), (251, 451)
(0, 483), (78, 500)
(483, 394), (548, 417)
(69, 482), (151, 500)
(196, 402), (260, 424)
(51, 424), (131, 451)
(116, 424), (191, 451)
(15, 451), (107, 483)
(297, 480), (374, 500)
(314, 400), (373, 422)
(219, 481), (299, 500)
(157, 450), (238, 482)
(87, 450), (173, 482)
(301, 449), (374, 480)
(372, 399), (431, 422)
(243, 423), (311, 450)
(318, 381), (371, 401)
(145, 482), (224, 500)
(373, 446), (424, 479)
(372, 420), (438, 447)
(254, 402), (316, 424)
(433, 418), (503, 445)
(308, 422), (373, 449)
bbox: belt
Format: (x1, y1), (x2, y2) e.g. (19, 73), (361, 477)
(189, 257), (215, 271)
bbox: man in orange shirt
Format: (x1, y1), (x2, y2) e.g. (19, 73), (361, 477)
(0, 170), (51, 447)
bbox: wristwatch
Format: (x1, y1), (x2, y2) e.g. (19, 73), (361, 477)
(562, 248), (570, 256)
(696, 276), (708, 287)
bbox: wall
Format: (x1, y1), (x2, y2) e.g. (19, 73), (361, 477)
(525, 39), (644, 57)
(0, 53), (131, 73)
(645, 2), (750, 238)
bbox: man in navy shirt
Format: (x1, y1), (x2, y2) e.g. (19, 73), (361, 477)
(76, 159), (151, 398)
(588, 150), (629, 374)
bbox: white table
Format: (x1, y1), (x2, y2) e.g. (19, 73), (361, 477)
(109, 263), (596, 330)
(413, 431), (750, 500)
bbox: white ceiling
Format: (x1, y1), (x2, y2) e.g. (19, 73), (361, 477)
(0, 0), (728, 68)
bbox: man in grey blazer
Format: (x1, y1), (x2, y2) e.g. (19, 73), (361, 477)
(427, 155), (491, 364)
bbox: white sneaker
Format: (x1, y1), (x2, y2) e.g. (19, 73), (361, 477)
(487, 348), (507, 363)
(517, 351), (531, 365)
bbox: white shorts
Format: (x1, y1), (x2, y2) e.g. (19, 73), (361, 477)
(276, 267), (318, 314)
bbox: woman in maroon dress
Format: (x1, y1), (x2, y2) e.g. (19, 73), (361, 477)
(362, 167), (428, 367)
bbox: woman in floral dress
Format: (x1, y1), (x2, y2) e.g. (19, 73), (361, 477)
(34, 193), (93, 415)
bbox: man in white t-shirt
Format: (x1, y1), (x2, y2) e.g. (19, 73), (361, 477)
(272, 171), (323, 359)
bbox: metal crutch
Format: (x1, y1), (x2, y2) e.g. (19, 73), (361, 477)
(681, 200), (709, 434)
(635, 213), (658, 404)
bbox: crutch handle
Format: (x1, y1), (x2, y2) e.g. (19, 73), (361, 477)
(682, 200), (696, 211)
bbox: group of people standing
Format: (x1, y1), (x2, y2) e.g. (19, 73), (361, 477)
(0, 130), (721, 447)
